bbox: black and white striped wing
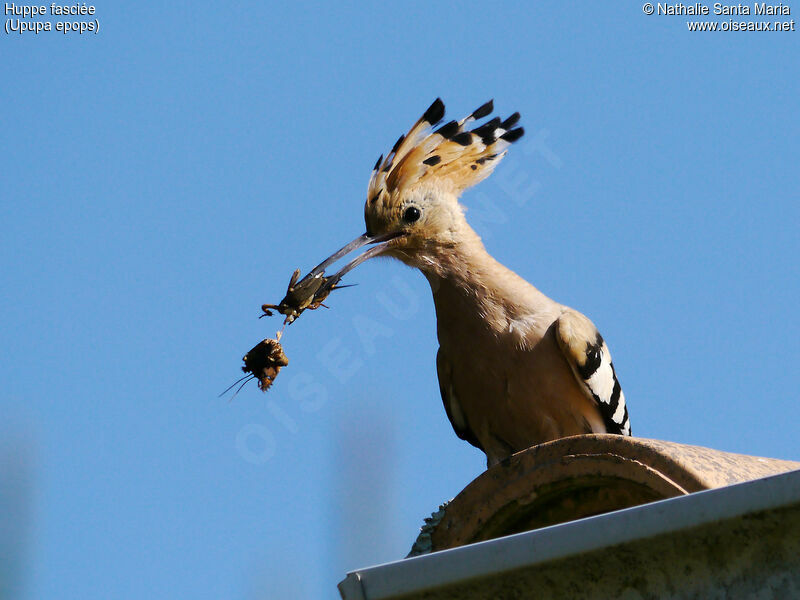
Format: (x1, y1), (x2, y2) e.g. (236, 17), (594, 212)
(556, 310), (631, 436)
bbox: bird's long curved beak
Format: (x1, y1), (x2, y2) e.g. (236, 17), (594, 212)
(310, 230), (404, 286)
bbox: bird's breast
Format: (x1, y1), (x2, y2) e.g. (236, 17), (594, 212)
(437, 315), (604, 460)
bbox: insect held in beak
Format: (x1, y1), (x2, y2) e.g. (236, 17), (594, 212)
(260, 230), (401, 326)
(260, 268), (329, 325)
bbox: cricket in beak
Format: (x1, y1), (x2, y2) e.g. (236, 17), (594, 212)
(261, 230), (405, 326)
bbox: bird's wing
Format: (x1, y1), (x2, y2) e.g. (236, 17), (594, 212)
(555, 310), (631, 436)
(436, 348), (485, 451)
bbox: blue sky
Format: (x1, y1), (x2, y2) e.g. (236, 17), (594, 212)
(2, 3), (798, 598)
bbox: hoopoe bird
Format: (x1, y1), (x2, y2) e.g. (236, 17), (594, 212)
(315, 98), (631, 467)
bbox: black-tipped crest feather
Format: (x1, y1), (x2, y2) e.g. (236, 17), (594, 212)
(471, 117), (501, 139)
(452, 132), (473, 146)
(391, 135), (405, 154)
(435, 120), (459, 139)
(500, 127), (525, 143)
(422, 98), (445, 125)
(501, 112), (521, 130)
(471, 99), (494, 120)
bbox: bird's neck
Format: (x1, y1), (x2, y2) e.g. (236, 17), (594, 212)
(421, 225), (559, 340)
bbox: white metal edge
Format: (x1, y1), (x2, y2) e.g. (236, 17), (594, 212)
(339, 468), (800, 599)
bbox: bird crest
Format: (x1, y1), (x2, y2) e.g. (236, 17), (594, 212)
(367, 98), (524, 205)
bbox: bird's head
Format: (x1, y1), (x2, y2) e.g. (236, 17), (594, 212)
(313, 98), (524, 279)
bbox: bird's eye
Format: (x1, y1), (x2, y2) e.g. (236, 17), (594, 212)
(403, 206), (421, 223)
